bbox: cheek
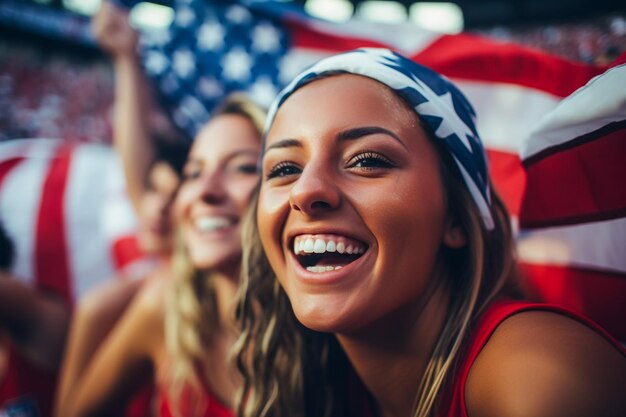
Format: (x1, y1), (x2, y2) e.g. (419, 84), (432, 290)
(231, 176), (260, 214)
(257, 187), (289, 269)
(173, 183), (196, 221)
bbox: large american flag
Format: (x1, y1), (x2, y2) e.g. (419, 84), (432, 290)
(517, 64), (626, 342)
(0, 139), (141, 304)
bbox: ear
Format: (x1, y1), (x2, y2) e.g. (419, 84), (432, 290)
(443, 218), (466, 249)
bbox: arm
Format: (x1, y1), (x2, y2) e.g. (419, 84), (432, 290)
(55, 276), (145, 417)
(56, 275), (167, 417)
(0, 271), (69, 370)
(466, 311), (626, 417)
(92, 1), (156, 213)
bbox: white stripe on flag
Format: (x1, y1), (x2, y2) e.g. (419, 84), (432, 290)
(65, 144), (118, 299)
(306, 19), (441, 55)
(517, 217), (626, 274)
(454, 79), (563, 153)
(101, 155), (139, 242)
(522, 64), (626, 160)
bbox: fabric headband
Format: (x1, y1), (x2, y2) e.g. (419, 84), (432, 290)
(264, 48), (494, 230)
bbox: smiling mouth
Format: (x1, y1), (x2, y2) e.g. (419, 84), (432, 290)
(292, 234), (368, 273)
(194, 216), (236, 233)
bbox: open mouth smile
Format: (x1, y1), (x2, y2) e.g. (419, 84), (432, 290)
(292, 234), (368, 273)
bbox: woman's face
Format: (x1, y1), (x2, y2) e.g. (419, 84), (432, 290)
(258, 75), (462, 333)
(176, 114), (260, 273)
(138, 161), (180, 255)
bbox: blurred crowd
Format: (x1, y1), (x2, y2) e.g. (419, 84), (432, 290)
(480, 14), (626, 64)
(0, 41), (113, 143)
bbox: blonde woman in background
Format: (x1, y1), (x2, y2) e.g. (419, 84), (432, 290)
(235, 49), (626, 417)
(59, 94), (265, 417)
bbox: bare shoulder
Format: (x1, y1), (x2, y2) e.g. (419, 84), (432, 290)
(466, 310), (626, 417)
(131, 270), (169, 320)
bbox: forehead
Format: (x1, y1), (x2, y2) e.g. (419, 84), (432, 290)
(191, 113), (261, 159)
(267, 74), (418, 141)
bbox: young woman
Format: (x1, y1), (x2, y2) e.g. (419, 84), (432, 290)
(236, 48), (626, 417)
(58, 94), (265, 417)
(56, 4), (189, 416)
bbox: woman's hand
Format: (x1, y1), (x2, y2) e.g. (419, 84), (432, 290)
(91, 1), (138, 61)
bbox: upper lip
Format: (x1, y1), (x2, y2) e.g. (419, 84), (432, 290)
(284, 226), (370, 249)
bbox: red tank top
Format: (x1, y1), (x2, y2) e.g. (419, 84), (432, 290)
(158, 374), (233, 417)
(439, 299), (625, 417)
(0, 342), (56, 417)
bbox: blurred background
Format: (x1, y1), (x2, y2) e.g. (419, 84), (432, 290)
(1, 0), (625, 143)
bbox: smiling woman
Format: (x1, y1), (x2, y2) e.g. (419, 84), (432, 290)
(59, 93), (266, 417)
(235, 48), (626, 417)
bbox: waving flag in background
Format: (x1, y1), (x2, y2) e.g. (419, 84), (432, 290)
(518, 64), (626, 342)
(0, 139), (141, 304)
(139, 0), (624, 340)
(139, 0), (606, 220)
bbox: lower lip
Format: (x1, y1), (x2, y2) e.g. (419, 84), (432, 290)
(288, 249), (371, 286)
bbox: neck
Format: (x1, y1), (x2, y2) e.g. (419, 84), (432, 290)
(336, 284), (449, 417)
(209, 269), (240, 329)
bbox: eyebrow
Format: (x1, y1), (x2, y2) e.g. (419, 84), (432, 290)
(338, 126), (408, 150)
(265, 138), (302, 152)
(185, 149), (259, 166)
(264, 126), (408, 153)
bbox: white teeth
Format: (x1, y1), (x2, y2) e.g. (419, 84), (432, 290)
(336, 242), (345, 254)
(313, 239), (326, 253)
(306, 265), (344, 273)
(303, 238), (315, 253)
(195, 216), (231, 232)
(293, 236), (365, 256)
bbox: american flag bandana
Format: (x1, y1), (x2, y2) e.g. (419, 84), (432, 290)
(265, 48), (494, 230)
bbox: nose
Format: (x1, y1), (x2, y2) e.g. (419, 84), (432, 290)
(289, 162), (340, 215)
(200, 170), (227, 205)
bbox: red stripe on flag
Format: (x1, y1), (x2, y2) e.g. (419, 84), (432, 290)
(0, 158), (25, 188)
(520, 123), (626, 228)
(486, 149), (526, 218)
(111, 235), (144, 270)
(520, 262), (626, 342)
(35, 145), (73, 304)
(289, 21), (389, 52)
(412, 34), (605, 98)
(291, 26), (602, 98)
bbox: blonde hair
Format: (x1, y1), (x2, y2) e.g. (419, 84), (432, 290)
(235, 123), (520, 417)
(164, 93), (266, 416)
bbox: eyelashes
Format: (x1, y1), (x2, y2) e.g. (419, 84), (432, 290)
(346, 152), (396, 170)
(265, 151), (397, 181)
(266, 161), (301, 180)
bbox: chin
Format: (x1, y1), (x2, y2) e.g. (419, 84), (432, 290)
(291, 297), (362, 334)
(189, 249), (241, 274)
(139, 236), (169, 256)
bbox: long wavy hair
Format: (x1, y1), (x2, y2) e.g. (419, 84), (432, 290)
(163, 93), (266, 416)
(235, 91), (521, 417)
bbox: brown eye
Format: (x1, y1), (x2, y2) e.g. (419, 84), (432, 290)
(266, 162), (301, 180)
(347, 152), (396, 170)
(238, 164), (258, 174)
